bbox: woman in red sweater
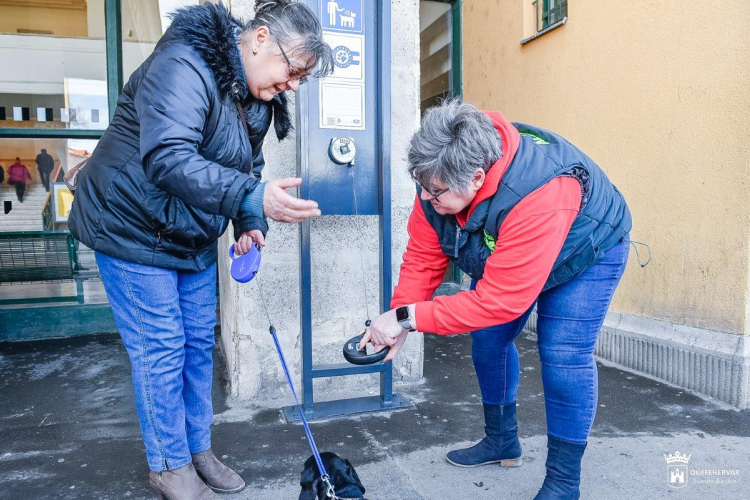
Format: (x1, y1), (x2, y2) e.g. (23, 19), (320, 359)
(362, 99), (631, 500)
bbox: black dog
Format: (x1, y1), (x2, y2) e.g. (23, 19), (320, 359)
(299, 452), (367, 500)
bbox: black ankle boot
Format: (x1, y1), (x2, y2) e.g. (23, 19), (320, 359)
(533, 434), (587, 499)
(445, 402), (523, 467)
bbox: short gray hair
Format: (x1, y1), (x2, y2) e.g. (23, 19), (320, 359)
(408, 99), (502, 194)
(249, 0), (334, 78)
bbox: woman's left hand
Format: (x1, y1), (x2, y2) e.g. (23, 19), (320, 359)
(234, 229), (265, 255)
(360, 309), (404, 348)
(382, 330), (408, 362)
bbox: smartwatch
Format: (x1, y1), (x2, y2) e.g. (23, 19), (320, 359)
(396, 306), (415, 331)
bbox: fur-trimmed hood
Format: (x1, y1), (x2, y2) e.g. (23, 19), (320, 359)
(168, 3), (292, 140)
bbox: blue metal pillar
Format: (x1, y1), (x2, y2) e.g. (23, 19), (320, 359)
(284, 0), (411, 423)
(377, 0), (394, 406)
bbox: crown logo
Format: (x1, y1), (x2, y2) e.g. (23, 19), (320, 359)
(664, 451), (692, 464)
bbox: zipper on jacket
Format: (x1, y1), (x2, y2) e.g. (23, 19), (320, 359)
(152, 217), (162, 245)
(454, 225), (461, 258)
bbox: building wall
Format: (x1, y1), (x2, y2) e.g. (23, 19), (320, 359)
(462, 0), (750, 335)
(0, 6), (89, 37)
(0, 0), (165, 41)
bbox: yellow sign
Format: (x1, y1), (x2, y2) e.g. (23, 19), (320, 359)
(53, 183), (74, 222)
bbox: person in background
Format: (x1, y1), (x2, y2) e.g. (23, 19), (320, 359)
(0, 163), (5, 184)
(35, 148), (55, 191)
(7, 158), (32, 202)
(68, 1), (332, 499)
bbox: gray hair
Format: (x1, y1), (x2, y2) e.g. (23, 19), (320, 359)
(408, 99), (502, 194)
(249, 0), (333, 78)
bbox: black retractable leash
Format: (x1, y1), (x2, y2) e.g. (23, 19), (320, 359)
(339, 151), (390, 365)
(342, 319), (389, 365)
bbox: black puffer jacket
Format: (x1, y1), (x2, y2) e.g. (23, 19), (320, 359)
(68, 3), (291, 271)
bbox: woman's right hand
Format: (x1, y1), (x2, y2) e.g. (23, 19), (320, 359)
(234, 229), (265, 256)
(263, 177), (321, 222)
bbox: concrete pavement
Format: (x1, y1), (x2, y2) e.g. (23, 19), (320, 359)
(1, 329), (748, 499)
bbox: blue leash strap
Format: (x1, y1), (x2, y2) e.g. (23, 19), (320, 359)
(269, 326), (335, 497)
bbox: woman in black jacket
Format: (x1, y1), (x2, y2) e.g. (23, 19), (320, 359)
(68, 2), (331, 498)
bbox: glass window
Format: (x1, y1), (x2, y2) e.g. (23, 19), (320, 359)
(541, 0), (567, 30)
(419, 1), (463, 287)
(121, 0), (198, 80)
(0, 138), (107, 305)
(419, 1), (453, 114)
(1, 138), (97, 227)
(0, 0), (110, 130)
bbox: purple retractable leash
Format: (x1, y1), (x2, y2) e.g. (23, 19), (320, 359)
(228, 244), (340, 499)
(228, 243), (262, 283)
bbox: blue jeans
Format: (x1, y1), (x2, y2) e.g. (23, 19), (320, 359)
(470, 237), (629, 444)
(96, 252), (217, 471)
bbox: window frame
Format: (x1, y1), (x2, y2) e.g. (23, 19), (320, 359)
(541, 0), (567, 30)
(0, 0), (123, 140)
(521, 0), (568, 46)
(423, 0), (463, 287)
(2, 0), (463, 135)
(431, 0), (462, 98)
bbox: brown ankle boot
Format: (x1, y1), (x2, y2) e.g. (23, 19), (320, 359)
(149, 463), (219, 500)
(191, 449), (246, 494)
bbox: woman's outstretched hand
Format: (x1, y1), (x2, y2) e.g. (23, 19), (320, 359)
(264, 177), (321, 223)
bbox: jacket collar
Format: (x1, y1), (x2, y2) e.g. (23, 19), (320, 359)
(167, 3), (292, 140)
(168, 3), (247, 101)
(455, 110), (521, 227)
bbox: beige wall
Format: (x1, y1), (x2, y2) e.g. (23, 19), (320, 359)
(0, 0), (164, 42)
(462, 1), (750, 335)
(0, 6), (89, 37)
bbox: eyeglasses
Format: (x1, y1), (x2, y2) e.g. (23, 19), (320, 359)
(420, 184), (450, 201)
(275, 40), (308, 84)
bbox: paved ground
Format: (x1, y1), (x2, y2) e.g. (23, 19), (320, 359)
(1, 330), (749, 500)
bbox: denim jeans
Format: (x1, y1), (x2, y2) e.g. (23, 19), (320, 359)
(470, 237), (629, 444)
(96, 252), (217, 471)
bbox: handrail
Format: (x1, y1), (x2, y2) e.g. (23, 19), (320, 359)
(41, 192), (52, 216)
(41, 192), (53, 230)
(0, 230), (70, 236)
(50, 160), (63, 183)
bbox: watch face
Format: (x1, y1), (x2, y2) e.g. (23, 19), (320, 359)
(396, 306), (409, 322)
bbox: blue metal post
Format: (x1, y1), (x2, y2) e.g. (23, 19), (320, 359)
(377, 0), (394, 404)
(297, 80), (315, 412)
(300, 220), (314, 411)
(282, 0), (411, 423)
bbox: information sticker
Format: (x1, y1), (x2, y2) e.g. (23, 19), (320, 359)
(324, 32), (364, 81)
(319, 81), (365, 130)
